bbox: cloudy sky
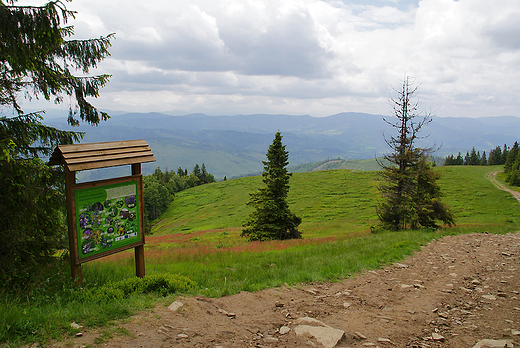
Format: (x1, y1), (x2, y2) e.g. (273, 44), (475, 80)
(22, 0), (520, 117)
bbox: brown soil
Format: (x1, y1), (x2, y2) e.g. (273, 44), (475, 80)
(63, 231), (520, 348)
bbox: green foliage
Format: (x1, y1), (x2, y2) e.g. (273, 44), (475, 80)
(377, 78), (453, 230)
(0, 1), (112, 279)
(0, 261), (192, 345)
(0, 0), (113, 124)
(444, 143), (518, 169)
(0, 158), (67, 281)
(143, 165), (216, 224)
(143, 175), (174, 222)
(488, 145), (509, 166)
(0, 112), (83, 160)
(444, 145), (515, 167)
(242, 132), (302, 241)
(412, 156), (454, 228)
(444, 152), (465, 166)
(80, 273), (196, 302)
(505, 141), (520, 186)
(504, 142), (519, 173)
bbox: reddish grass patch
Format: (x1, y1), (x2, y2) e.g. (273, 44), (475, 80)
(147, 230), (207, 244)
(144, 235), (342, 263)
(93, 229), (374, 265)
(95, 235), (341, 264)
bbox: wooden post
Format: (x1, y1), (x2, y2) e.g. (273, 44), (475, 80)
(132, 163), (145, 278)
(65, 168), (82, 283)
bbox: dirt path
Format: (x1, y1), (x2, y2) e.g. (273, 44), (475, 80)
(487, 171), (520, 202)
(61, 232), (520, 348)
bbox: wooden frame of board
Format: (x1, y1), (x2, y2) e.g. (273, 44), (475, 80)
(48, 140), (155, 282)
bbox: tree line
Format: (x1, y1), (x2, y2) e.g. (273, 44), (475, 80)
(444, 142), (520, 185)
(444, 144), (511, 166)
(143, 164), (216, 231)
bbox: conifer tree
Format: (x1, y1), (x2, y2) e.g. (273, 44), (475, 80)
(505, 142), (520, 185)
(503, 144), (510, 164)
(505, 141), (519, 173)
(242, 132), (302, 241)
(1, 1), (113, 159)
(455, 152), (464, 165)
(468, 147), (479, 165)
(193, 164), (202, 182)
(488, 146), (503, 165)
(444, 154), (454, 166)
(480, 151), (487, 166)
(376, 77), (454, 231)
(0, 0), (112, 279)
(201, 163), (208, 183)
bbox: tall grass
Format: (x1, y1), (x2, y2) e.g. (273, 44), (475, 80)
(2, 165), (520, 346)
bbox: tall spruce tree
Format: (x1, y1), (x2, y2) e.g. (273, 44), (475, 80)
(242, 132), (302, 241)
(505, 142), (520, 186)
(376, 77), (454, 231)
(0, 0), (112, 280)
(1, 1), (113, 158)
(505, 141), (519, 173)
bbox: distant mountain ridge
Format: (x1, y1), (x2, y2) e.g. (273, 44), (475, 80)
(44, 112), (520, 180)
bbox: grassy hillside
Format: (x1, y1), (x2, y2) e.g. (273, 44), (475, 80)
(152, 165), (519, 237)
(152, 169), (380, 241)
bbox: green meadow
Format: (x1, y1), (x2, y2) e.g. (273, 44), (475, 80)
(2, 165), (520, 346)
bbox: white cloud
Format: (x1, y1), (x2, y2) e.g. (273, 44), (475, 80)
(16, 0), (520, 118)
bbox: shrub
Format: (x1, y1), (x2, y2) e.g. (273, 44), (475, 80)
(80, 273), (196, 303)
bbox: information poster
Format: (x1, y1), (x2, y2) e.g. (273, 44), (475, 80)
(73, 177), (142, 261)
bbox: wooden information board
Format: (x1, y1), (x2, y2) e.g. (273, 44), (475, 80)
(48, 140), (155, 282)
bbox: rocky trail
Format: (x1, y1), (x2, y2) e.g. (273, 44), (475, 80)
(62, 231), (520, 348)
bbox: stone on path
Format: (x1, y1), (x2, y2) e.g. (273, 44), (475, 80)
(263, 336), (279, 343)
(293, 317), (344, 348)
(168, 301), (184, 312)
(279, 326), (291, 335)
(431, 333), (445, 341)
(482, 295), (497, 301)
(471, 339), (513, 348)
(354, 331), (367, 340)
